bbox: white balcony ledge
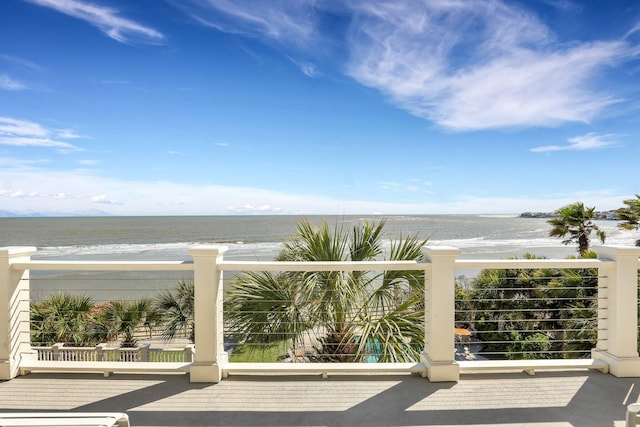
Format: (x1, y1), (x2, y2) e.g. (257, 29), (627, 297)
(457, 358), (609, 375)
(222, 361), (428, 379)
(18, 360), (191, 378)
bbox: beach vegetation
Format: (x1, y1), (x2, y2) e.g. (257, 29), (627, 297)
(616, 194), (640, 246)
(455, 255), (599, 359)
(225, 219), (427, 363)
(31, 292), (102, 346)
(97, 299), (159, 348)
(154, 278), (195, 343)
(31, 294), (164, 349)
(547, 202), (606, 257)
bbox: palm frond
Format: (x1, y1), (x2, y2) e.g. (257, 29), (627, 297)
(226, 271), (313, 345)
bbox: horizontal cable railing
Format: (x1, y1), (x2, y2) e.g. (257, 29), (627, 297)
(3, 244), (639, 382)
(221, 263), (427, 365)
(13, 258), (613, 365)
(24, 262), (195, 366)
(455, 265), (603, 361)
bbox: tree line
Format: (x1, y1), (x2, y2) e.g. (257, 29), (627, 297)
(31, 279), (194, 348)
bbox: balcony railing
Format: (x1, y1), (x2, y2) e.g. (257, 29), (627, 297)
(33, 343), (194, 362)
(1, 245), (639, 383)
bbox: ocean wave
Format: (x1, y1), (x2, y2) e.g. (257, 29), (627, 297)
(429, 228), (637, 250)
(37, 241), (284, 260)
(32, 225), (638, 260)
(430, 236), (561, 248)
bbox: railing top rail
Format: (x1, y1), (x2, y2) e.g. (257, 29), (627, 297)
(11, 258), (618, 272)
(218, 260), (425, 272)
(11, 260), (194, 271)
(455, 258), (611, 270)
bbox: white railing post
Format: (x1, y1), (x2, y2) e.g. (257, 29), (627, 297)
(593, 245), (640, 377)
(97, 343), (106, 361)
(52, 343), (64, 361)
(139, 344), (150, 362)
(0, 246), (37, 380)
(185, 344), (195, 362)
(421, 246), (460, 382)
(189, 245), (228, 382)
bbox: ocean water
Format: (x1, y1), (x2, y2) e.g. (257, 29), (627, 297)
(2, 214), (636, 301)
(1, 214), (636, 261)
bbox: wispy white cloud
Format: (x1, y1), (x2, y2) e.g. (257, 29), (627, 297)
(624, 20), (640, 39)
(178, 0), (638, 131)
(173, 0), (317, 46)
(0, 137), (79, 150)
(91, 194), (122, 205)
(0, 116), (84, 151)
(1, 189), (36, 199)
(531, 133), (620, 152)
(0, 53), (43, 72)
(0, 74), (26, 91)
(287, 56), (318, 78)
(55, 129), (85, 139)
(0, 116), (47, 137)
(24, 0), (164, 44)
(346, 0), (630, 130)
(536, 0), (583, 12)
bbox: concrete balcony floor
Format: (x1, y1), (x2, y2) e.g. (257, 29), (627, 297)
(0, 370), (638, 427)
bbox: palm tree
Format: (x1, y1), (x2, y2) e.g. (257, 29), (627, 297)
(225, 271), (313, 354)
(616, 194), (640, 246)
(548, 202), (606, 257)
(225, 219), (427, 363)
(155, 279), (195, 343)
(99, 299), (157, 348)
(30, 292), (99, 346)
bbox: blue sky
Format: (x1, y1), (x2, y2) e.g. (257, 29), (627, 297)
(1, 0), (639, 216)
